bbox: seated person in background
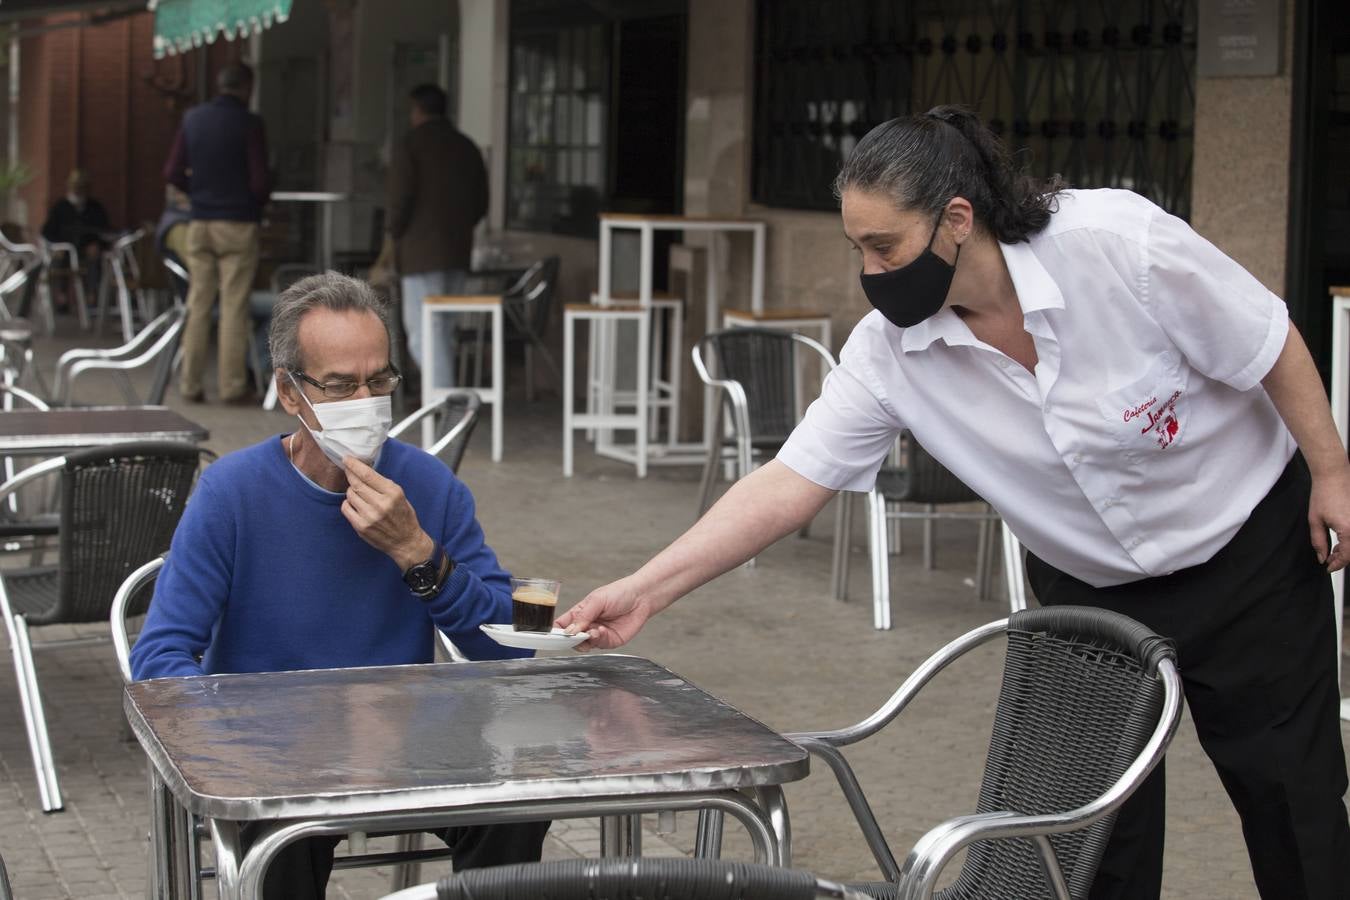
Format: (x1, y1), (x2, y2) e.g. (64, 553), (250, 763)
(131, 271), (549, 899)
(40, 168), (111, 304)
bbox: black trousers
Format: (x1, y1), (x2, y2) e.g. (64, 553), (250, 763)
(1026, 453), (1350, 900)
(241, 821), (552, 900)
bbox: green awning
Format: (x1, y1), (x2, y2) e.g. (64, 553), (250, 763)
(149, 0), (292, 58)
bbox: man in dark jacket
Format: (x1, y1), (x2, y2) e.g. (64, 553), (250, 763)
(386, 84), (488, 385)
(40, 169), (111, 304)
(163, 62), (270, 404)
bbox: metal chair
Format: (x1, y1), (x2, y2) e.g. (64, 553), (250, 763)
(39, 238), (90, 331)
(381, 858), (870, 900)
(832, 436), (1029, 630)
(97, 229), (149, 341)
(0, 384), (59, 543)
(52, 303), (185, 406)
(456, 257), (562, 402)
(0, 845), (12, 900)
(691, 327), (837, 518)
(0, 441), (208, 812)
(785, 607), (1183, 900)
(389, 389), (483, 475)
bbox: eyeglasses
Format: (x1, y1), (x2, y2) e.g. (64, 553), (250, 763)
(290, 368), (402, 400)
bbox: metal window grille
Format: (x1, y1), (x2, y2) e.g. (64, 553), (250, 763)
(506, 15), (610, 236)
(752, 0), (1197, 219)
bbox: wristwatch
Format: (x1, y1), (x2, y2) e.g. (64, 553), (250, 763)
(403, 545), (453, 599)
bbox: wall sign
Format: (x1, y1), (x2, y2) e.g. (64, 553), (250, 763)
(1198, 0), (1283, 77)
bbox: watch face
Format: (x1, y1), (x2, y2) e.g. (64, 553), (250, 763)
(405, 562), (438, 593)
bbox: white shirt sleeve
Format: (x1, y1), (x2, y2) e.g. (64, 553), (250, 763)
(776, 332), (903, 492)
(1144, 204), (1288, 392)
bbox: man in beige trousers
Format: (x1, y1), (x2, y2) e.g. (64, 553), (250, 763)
(163, 62), (271, 403)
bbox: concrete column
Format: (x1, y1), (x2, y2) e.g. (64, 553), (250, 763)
(457, 0), (508, 231)
(1189, 1), (1297, 294)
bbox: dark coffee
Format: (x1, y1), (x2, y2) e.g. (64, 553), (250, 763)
(512, 590), (557, 633)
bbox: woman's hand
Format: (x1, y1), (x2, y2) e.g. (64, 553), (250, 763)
(556, 577), (655, 651)
(1308, 469), (1350, 572)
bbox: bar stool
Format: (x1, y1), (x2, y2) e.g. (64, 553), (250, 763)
(563, 302), (650, 476)
(422, 295), (504, 462)
(585, 290), (684, 451)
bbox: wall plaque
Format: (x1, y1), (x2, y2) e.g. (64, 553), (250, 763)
(1198, 0), (1284, 77)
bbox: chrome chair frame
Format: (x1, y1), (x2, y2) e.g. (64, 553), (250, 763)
(785, 611), (1184, 900)
(97, 229), (148, 341)
(53, 304), (185, 406)
(39, 238), (90, 330)
(690, 329), (836, 515)
(389, 389), (483, 474)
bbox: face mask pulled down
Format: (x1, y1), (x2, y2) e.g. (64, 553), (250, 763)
(858, 219), (960, 329)
(291, 378), (393, 467)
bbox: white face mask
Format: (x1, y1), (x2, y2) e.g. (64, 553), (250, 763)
(292, 378), (393, 467)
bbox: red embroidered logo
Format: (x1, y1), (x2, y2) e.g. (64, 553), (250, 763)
(1120, 390), (1182, 449)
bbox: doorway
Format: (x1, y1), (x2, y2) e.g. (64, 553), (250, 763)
(1287, 0), (1350, 377)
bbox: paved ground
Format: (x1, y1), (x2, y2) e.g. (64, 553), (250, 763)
(1, 319), (1347, 898)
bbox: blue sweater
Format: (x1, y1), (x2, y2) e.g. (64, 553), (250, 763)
(130, 436), (529, 680)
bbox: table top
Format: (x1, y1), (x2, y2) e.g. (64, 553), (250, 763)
(125, 655), (809, 821)
(0, 406), (209, 452)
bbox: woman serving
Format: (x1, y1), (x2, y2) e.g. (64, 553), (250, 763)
(559, 107), (1350, 899)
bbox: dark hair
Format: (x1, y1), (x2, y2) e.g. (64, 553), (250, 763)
(833, 105), (1064, 244)
(269, 272), (391, 372)
(409, 83), (448, 118)
(217, 62), (254, 94)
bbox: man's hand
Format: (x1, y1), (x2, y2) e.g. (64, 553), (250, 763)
(1308, 469), (1350, 572)
(342, 457), (435, 571)
(555, 577), (655, 651)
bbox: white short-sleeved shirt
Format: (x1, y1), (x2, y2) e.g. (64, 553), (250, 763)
(779, 188), (1295, 588)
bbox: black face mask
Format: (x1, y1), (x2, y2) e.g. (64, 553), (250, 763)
(859, 219), (960, 328)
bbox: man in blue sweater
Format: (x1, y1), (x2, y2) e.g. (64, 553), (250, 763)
(131, 272), (548, 898)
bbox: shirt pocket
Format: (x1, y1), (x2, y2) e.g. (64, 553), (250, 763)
(1094, 352), (1190, 456)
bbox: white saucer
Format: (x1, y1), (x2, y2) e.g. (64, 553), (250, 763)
(479, 623), (586, 651)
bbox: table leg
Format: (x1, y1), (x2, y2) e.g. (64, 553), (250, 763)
(751, 224), (766, 317)
(148, 769), (192, 900)
(600, 815), (643, 857)
(693, 809), (723, 860)
(563, 310), (575, 476)
(754, 786), (792, 868)
(209, 820), (244, 900)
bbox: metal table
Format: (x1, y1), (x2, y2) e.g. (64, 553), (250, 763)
(126, 655), (809, 900)
(0, 406), (209, 454)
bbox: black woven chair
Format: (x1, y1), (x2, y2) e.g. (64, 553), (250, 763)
(389, 389), (483, 474)
(0, 441), (210, 812)
(691, 327), (836, 518)
(831, 435), (1029, 630)
(0, 845), (12, 900)
(778, 607), (1183, 900)
(381, 858), (870, 900)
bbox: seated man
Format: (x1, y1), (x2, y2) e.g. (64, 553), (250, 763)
(131, 271), (548, 899)
(40, 169), (111, 308)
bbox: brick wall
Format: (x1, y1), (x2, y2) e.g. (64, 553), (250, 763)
(13, 11), (220, 237)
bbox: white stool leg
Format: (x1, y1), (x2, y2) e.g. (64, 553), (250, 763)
(563, 311), (576, 477)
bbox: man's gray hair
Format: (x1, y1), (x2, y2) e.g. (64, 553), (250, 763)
(268, 271), (392, 373)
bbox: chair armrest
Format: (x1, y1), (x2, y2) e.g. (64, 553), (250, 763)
(0, 383), (50, 411)
(0, 457), (66, 506)
(788, 618), (1008, 748)
(44, 241), (81, 270)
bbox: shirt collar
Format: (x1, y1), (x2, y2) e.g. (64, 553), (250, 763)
(899, 237), (1065, 353)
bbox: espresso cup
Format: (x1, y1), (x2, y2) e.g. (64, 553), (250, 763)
(510, 577), (561, 633)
